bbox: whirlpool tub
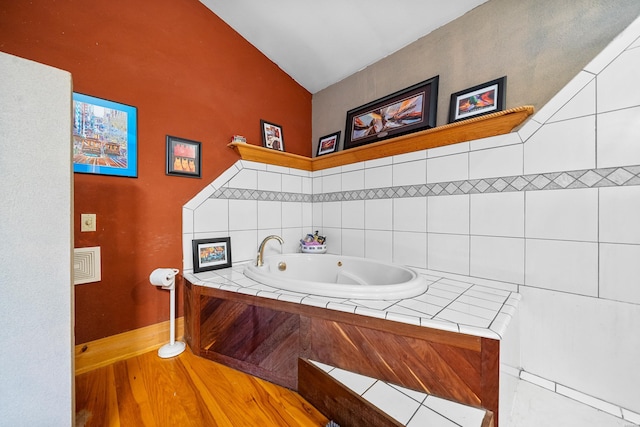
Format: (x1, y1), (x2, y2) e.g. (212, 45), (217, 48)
(244, 253), (428, 300)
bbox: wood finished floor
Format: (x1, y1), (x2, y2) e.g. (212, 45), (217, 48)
(75, 346), (329, 426)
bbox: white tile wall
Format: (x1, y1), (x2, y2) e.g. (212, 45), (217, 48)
(599, 243), (640, 304)
(229, 229), (257, 262)
(470, 192), (524, 237)
(599, 185), (640, 244)
(469, 143), (523, 180)
(470, 236), (524, 285)
(341, 169), (364, 191)
(282, 202), (302, 228)
(184, 18), (640, 418)
(322, 171), (342, 193)
(525, 239), (598, 296)
(469, 129), (522, 151)
(341, 228), (365, 257)
(364, 199), (393, 230)
(393, 198), (427, 232)
(393, 158), (427, 186)
(597, 47), (640, 113)
(426, 152), (468, 183)
(523, 116), (596, 174)
(322, 201), (341, 228)
(364, 163), (392, 189)
(341, 200), (365, 229)
(257, 201), (281, 230)
(519, 287), (640, 414)
(228, 168), (256, 189)
(427, 195), (469, 234)
(547, 77), (595, 123)
(229, 199), (257, 231)
(365, 230), (393, 261)
(282, 173), (302, 193)
(525, 188), (598, 241)
(536, 71), (595, 124)
(193, 198), (229, 233)
(393, 231), (427, 268)
(597, 106), (640, 168)
(427, 233), (469, 275)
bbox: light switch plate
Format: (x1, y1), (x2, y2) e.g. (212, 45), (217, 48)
(81, 213), (96, 232)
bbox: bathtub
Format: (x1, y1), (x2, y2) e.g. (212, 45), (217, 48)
(243, 253), (428, 299)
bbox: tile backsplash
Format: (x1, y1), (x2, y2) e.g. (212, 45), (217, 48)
(184, 16), (640, 417)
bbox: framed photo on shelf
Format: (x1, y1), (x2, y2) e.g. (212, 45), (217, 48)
(260, 120), (285, 151)
(316, 131), (341, 156)
(344, 76), (439, 150)
(166, 135), (202, 178)
(72, 92), (138, 177)
(192, 237), (232, 273)
(448, 76), (506, 123)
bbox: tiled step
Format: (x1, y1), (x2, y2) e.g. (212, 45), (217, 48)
(301, 359), (493, 427)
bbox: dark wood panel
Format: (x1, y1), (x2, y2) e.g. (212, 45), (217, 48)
(309, 318), (487, 408)
(187, 282), (501, 424)
(194, 285), (482, 351)
(183, 279), (201, 354)
(198, 298), (301, 388)
(298, 359), (403, 427)
(481, 338), (500, 427)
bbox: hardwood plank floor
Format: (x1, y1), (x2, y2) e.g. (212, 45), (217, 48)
(76, 346), (329, 426)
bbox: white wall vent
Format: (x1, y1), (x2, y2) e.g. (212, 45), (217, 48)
(74, 246), (101, 285)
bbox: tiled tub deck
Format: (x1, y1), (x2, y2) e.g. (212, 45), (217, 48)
(184, 263), (520, 426)
(185, 263), (519, 340)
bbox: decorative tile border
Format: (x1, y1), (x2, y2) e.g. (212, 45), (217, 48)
(212, 187), (312, 202)
(211, 165), (640, 202)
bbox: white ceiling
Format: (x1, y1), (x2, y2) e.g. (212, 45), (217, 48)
(200, 0), (488, 94)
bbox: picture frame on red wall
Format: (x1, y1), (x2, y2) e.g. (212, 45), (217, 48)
(166, 135), (202, 178)
(72, 92), (138, 177)
(260, 119), (285, 152)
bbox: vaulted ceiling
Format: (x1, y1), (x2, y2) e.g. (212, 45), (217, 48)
(200, 0), (488, 93)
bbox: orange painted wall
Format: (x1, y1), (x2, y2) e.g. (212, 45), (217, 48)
(0, 0), (311, 343)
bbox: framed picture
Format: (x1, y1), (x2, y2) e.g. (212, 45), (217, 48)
(72, 92), (137, 177)
(344, 76), (439, 150)
(192, 237), (232, 273)
(316, 131), (341, 156)
(166, 135), (202, 178)
(449, 76), (506, 123)
(260, 120), (285, 151)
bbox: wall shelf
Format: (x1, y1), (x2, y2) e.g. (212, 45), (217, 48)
(228, 105), (534, 172)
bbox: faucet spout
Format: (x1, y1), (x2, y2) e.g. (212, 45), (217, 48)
(256, 235), (284, 266)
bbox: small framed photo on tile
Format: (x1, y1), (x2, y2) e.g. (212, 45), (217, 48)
(192, 237), (232, 273)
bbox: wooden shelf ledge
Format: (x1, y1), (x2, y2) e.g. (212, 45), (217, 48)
(228, 105), (534, 172)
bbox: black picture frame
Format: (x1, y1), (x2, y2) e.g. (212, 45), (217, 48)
(448, 76), (506, 123)
(344, 76), (439, 150)
(166, 135), (202, 178)
(316, 131), (341, 156)
(192, 237), (232, 273)
(260, 120), (285, 151)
